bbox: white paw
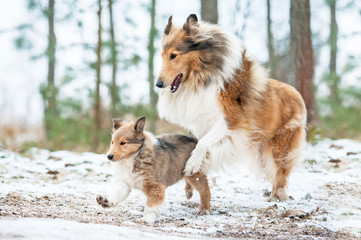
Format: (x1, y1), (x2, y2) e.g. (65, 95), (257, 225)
(271, 188), (289, 201)
(141, 212), (157, 224)
(184, 149), (206, 176)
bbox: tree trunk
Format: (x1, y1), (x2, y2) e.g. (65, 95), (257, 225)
(290, 0), (316, 125)
(93, 0), (102, 151)
(327, 0), (340, 105)
(45, 0), (57, 138)
(108, 0), (119, 116)
(201, 0), (218, 24)
(266, 0), (276, 78)
(147, 0), (157, 133)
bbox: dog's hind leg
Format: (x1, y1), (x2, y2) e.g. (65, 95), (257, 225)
(184, 181), (194, 199)
(142, 180), (165, 224)
(184, 172), (211, 215)
(268, 126), (305, 200)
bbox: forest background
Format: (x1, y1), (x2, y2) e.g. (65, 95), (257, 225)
(0, 0), (360, 153)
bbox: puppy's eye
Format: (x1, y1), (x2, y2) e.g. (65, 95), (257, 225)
(111, 141), (113, 144)
(120, 142), (126, 145)
(170, 54), (177, 60)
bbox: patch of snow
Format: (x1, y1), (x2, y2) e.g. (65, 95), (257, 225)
(0, 218), (189, 240)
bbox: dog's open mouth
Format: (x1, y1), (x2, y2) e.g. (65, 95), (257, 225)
(170, 73), (183, 93)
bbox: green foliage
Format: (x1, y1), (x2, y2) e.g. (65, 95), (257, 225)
(43, 102), (94, 150)
(40, 83), (58, 102)
(42, 87), (105, 151)
(123, 54), (141, 69)
(27, 0), (40, 11)
(14, 35), (33, 50)
(42, 96), (157, 151)
(341, 55), (357, 74)
(307, 125), (321, 144)
(319, 86), (361, 139)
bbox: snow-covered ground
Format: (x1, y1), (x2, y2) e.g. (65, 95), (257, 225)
(0, 139), (360, 239)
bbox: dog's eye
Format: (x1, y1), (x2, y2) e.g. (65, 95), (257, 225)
(120, 142), (126, 145)
(111, 141), (113, 144)
(170, 54), (177, 60)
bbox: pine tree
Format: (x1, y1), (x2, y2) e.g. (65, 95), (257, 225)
(108, 0), (120, 116)
(44, 0), (58, 139)
(201, 0), (218, 23)
(326, 0), (340, 105)
(93, 0), (102, 151)
(290, 0), (316, 125)
(266, 0), (276, 78)
(147, 0), (157, 132)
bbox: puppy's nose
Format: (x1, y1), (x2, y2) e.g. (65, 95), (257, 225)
(156, 78), (164, 88)
(107, 154), (114, 160)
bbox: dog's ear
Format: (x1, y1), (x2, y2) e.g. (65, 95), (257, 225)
(112, 118), (123, 130)
(164, 15), (173, 35)
(134, 117), (146, 134)
(183, 14), (198, 35)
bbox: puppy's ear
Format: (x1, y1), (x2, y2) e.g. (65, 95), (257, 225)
(134, 117), (146, 134)
(183, 14), (198, 35)
(112, 118), (123, 130)
(164, 15), (173, 35)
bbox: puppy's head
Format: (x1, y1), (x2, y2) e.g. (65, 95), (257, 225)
(107, 117), (146, 162)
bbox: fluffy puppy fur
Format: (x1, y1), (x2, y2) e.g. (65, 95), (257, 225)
(156, 14), (307, 200)
(96, 117), (211, 224)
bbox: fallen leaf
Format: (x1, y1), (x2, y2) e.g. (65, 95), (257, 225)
(47, 170), (59, 175)
(330, 144), (343, 150)
(281, 209), (307, 218)
(48, 156), (61, 161)
(346, 152), (357, 156)
(329, 159), (341, 163)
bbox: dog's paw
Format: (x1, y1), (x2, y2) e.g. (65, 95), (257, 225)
(141, 212), (157, 225)
(185, 191), (193, 199)
(196, 209), (209, 216)
(184, 150), (205, 176)
(270, 188), (289, 201)
(96, 195), (113, 208)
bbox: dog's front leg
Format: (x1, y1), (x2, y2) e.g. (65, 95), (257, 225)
(184, 117), (230, 176)
(97, 180), (130, 208)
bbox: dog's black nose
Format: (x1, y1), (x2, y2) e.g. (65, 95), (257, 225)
(107, 154), (114, 160)
(156, 79), (164, 88)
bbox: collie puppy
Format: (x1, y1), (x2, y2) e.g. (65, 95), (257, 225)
(156, 14), (307, 200)
(96, 117), (210, 224)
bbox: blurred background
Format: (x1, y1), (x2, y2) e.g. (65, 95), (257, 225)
(0, 0), (360, 153)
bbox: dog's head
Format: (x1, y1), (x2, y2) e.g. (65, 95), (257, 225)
(156, 14), (227, 92)
(107, 117), (145, 162)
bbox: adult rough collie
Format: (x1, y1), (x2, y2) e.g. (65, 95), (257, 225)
(156, 14), (307, 200)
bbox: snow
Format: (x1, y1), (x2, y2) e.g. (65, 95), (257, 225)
(1, 139), (361, 239)
(0, 218), (187, 240)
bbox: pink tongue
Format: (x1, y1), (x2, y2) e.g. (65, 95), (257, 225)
(170, 74), (181, 93)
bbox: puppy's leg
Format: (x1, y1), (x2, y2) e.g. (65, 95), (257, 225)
(269, 126), (305, 200)
(97, 181), (130, 207)
(184, 172), (211, 215)
(184, 181), (194, 199)
(142, 181), (165, 224)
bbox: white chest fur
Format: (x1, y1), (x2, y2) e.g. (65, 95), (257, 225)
(112, 156), (143, 190)
(157, 83), (259, 174)
(157, 84), (224, 138)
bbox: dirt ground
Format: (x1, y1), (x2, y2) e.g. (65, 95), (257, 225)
(0, 190), (356, 239)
